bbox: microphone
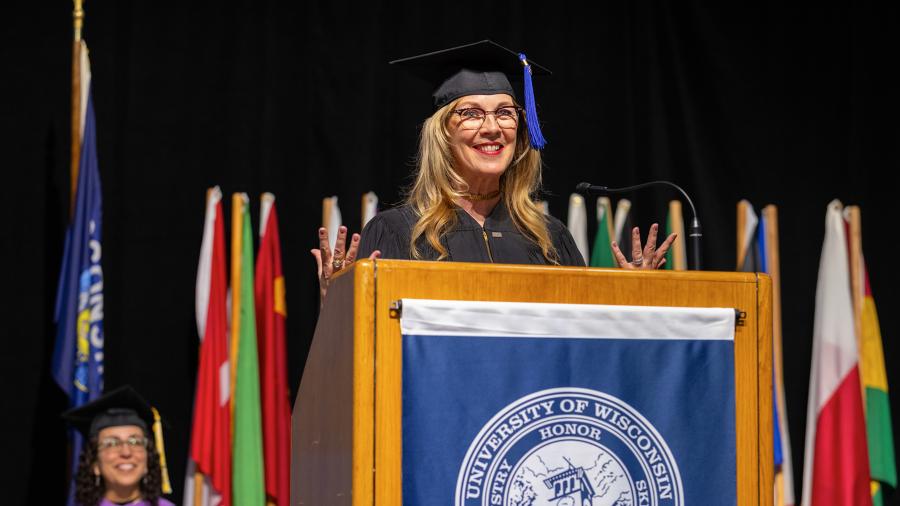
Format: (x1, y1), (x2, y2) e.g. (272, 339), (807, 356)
(576, 181), (702, 270)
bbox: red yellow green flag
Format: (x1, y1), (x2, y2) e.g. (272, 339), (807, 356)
(846, 206), (896, 506)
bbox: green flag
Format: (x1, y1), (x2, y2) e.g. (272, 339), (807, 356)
(231, 193), (265, 506)
(590, 197), (615, 267)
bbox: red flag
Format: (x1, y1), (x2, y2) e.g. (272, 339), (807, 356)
(185, 187), (232, 506)
(255, 193), (290, 505)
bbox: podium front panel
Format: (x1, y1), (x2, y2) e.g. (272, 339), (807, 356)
(368, 261), (771, 506)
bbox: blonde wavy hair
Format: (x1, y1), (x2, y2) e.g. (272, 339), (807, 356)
(406, 97), (558, 263)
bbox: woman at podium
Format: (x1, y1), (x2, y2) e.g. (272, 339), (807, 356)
(311, 41), (675, 300)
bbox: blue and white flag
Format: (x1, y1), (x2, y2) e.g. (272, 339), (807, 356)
(401, 299), (736, 506)
(51, 42), (104, 506)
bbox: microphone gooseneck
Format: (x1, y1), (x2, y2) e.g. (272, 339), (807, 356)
(576, 181), (702, 270)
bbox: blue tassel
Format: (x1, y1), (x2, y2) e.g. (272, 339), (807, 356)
(519, 53), (547, 149)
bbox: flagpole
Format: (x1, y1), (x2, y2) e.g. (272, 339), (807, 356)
(70, 0), (84, 218)
(764, 204), (785, 506)
(845, 207), (865, 388)
(735, 200), (751, 269)
(844, 206), (877, 503)
(62, 2), (85, 500)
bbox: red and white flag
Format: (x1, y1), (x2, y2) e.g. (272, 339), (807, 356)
(184, 187), (232, 506)
(800, 200), (871, 506)
(255, 193), (291, 505)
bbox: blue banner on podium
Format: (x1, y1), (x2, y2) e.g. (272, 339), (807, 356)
(401, 299), (736, 506)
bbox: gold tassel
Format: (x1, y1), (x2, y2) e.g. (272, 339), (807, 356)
(151, 407), (173, 494)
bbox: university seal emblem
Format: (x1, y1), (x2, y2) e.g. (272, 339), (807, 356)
(455, 388), (683, 506)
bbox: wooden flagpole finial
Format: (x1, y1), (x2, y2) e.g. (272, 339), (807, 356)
(70, 0), (85, 217)
(73, 0), (84, 41)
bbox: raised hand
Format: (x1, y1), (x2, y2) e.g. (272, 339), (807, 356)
(611, 223), (677, 270)
(311, 225), (380, 306)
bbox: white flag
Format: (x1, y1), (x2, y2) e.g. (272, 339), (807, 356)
(567, 193), (589, 264)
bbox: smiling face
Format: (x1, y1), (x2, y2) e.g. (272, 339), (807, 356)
(94, 425), (148, 497)
(448, 94), (519, 189)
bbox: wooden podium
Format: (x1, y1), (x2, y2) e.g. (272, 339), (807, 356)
(291, 259), (773, 505)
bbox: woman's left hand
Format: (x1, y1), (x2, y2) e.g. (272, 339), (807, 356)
(611, 223), (677, 270)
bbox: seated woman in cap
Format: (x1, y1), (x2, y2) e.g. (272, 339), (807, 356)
(63, 386), (174, 506)
(311, 41), (674, 301)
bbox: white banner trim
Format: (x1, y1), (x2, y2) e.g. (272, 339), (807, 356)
(400, 299), (735, 341)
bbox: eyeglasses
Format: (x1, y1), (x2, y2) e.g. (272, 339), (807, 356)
(453, 106), (521, 130)
(98, 436), (149, 452)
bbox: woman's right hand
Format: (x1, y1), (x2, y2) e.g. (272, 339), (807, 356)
(311, 226), (380, 307)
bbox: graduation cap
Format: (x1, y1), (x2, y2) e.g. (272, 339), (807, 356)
(62, 385), (154, 438)
(390, 40), (550, 149)
(62, 385), (173, 494)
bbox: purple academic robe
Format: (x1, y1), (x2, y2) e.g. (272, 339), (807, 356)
(99, 499), (175, 506)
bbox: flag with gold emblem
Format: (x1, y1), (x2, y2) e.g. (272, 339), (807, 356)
(255, 193), (290, 505)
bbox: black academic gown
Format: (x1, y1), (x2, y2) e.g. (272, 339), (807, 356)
(357, 202), (585, 266)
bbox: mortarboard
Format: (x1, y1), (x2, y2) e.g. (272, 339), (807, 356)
(62, 385), (155, 438)
(62, 385), (173, 494)
(390, 40), (550, 149)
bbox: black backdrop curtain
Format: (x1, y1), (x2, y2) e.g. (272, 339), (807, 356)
(3, 2), (898, 505)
